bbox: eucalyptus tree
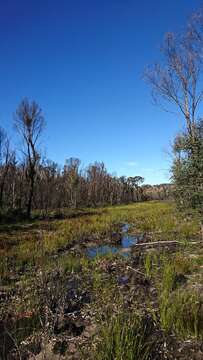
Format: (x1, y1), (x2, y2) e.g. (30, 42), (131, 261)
(172, 119), (203, 208)
(64, 158), (81, 208)
(145, 10), (203, 209)
(145, 29), (203, 140)
(14, 99), (45, 218)
(0, 127), (14, 208)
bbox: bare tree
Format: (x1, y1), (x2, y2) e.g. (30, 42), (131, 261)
(145, 29), (203, 140)
(14, 99), (45, 218)
(64, 158), (81, 208)
(0, 127), (14, 208)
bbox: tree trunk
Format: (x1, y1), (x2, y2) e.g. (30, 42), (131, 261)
(27, 174), (34, 218)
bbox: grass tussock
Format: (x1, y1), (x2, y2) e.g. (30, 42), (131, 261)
(160, 289), (203, 339)
(158, 254), (203, 339)
(93, 312), (158, 360)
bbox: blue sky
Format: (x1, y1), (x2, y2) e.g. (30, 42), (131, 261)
(1, 0), (202, 184)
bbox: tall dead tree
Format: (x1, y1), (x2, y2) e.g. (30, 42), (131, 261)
(145, 30), (203, 140)
(0, 127), (14, 208)
(14, 99), (45, 218)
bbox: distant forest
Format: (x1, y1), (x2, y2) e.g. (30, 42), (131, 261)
(0, 100), (171, 220)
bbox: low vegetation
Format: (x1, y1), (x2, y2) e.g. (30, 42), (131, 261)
(0, 201), (203, 359)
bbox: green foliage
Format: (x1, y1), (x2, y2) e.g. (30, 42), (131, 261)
(173, 253), (192, 275)
(161, 261), (176, 293)
(93, 312), (156, 360)
(172, 120), (203, 210)
(160, 289), (203, 339)
(56, 254), (82, 273)
(144, 252), (159, 279)
(159, 254), (202, 339)
(144, 253), (152, 279)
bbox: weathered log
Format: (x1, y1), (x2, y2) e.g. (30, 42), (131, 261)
(135, 240), (178, 248)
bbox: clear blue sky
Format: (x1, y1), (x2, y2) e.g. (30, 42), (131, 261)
(1, 0), (202, 184)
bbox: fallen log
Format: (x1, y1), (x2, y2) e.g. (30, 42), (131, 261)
(135, 240), (178, 248)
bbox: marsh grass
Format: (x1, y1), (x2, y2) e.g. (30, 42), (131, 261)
(158, 253), (203, 339)
(144, 251), (159, 279)
(160, 289), (203, 339)
(93, 311), (156, 360)
(0, 201), (200, 282)
(56, 253), (82, 273)
(1, 201), (202, 358)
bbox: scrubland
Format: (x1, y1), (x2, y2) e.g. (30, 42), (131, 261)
(0, 201), (203, 359)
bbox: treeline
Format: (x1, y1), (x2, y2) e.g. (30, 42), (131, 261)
(1, 153), (145, 215)
(142, 184), (173, 201)
(0, 99), (147, 218)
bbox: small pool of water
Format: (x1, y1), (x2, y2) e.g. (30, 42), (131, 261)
(87, 224), (141, 258)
